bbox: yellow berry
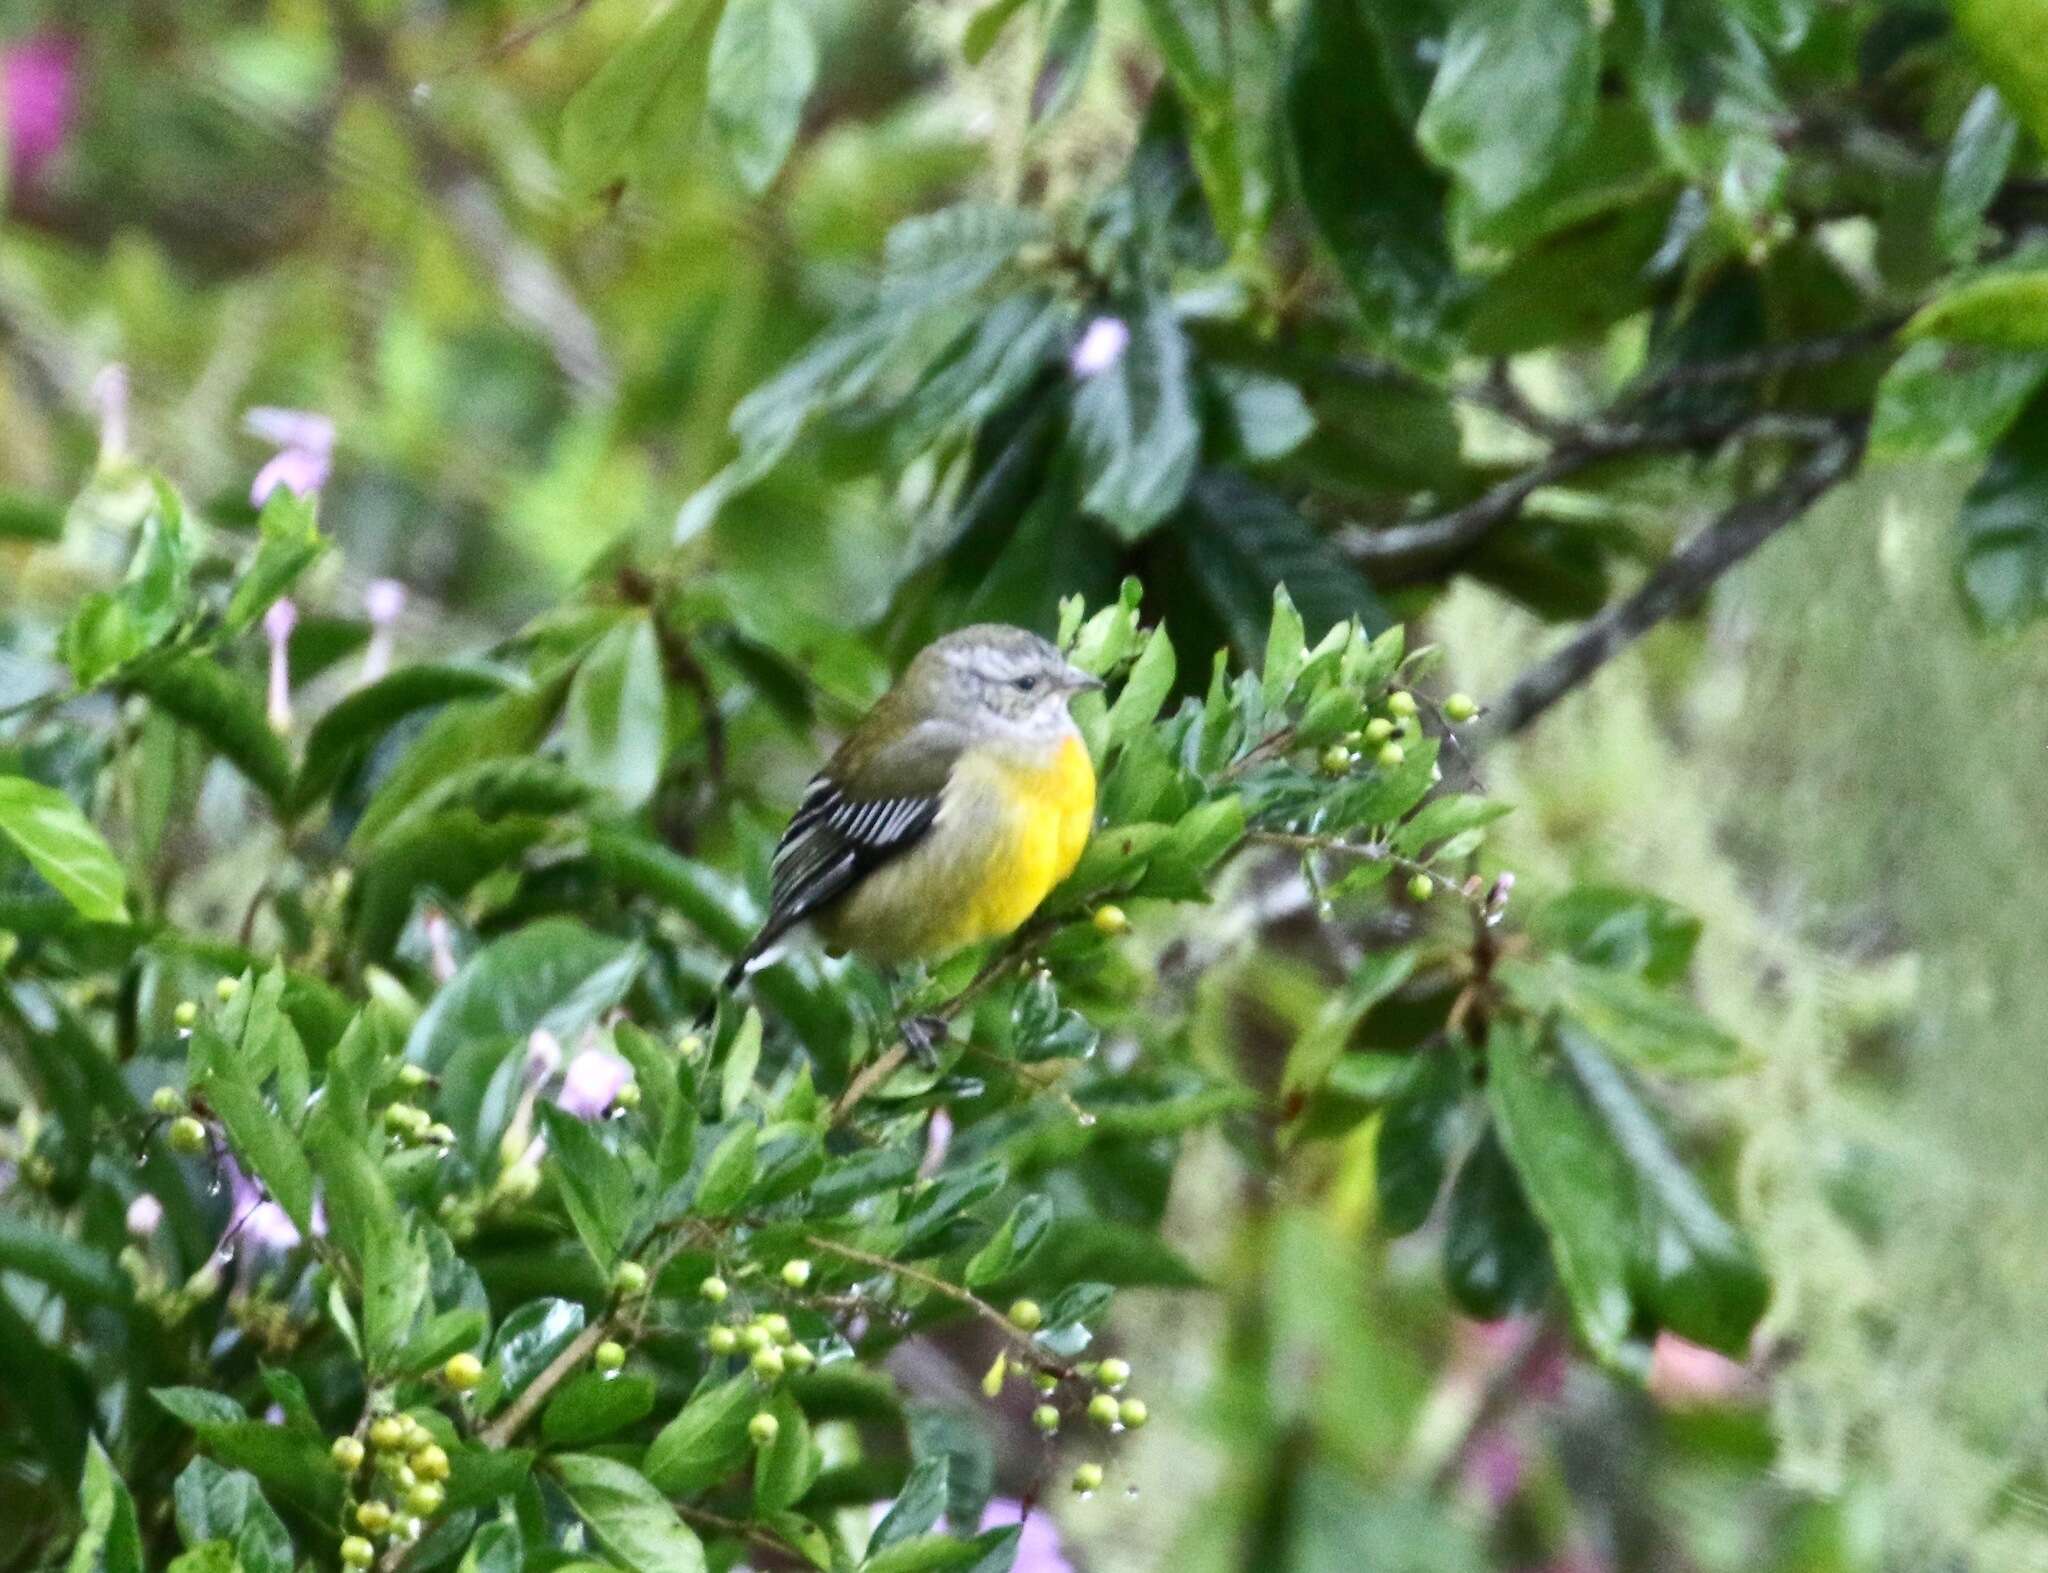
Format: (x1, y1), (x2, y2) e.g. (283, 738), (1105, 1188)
(150, 1087), (184, 1116)
(707, 1326), (740, 1356)
(614, 1080), (641, 1110)
(750, 1346), (785, 1380)
(215, 976), (241, 1002)
(677, 1033), (703, 1057)
(1388, 690), (1418, 718)
(355, 1501), (393, 1533)
(1119, 1398), (1149, 1428)
(612, 1261), (648, 1296)
(740, 1324), (771, 1353)
(594, 1340), (626, 1373)
(1032, 1370), (1058, 1393)
(399, 1417), (430, 1451)
(1009, 1299), (1043, 1331)
(167, 1116), (208, 1156)
(1444, 692), (1478, 722)
(759, 1312), (792, 1345)
(1096, 1357), (1131, 1390)
(1092, 905), (1129, 937)
(368, 1417), (406, 1451)
(410, 1445), (450, 1482)
(699, 1275), (729, 1303)
(1320, 744), (1352, 776)
(406, 1481), (444, 1516)
(1033, 1404), (1060, 1433)
(1363, 717), (1395, 743)
(780, 1259), (811, 1288)
(1407, 874), (1434, 902)
(396, 1064), (430, 1090)
(748, 1411), (780, 1447)
(1072, 1463), (1103, 1494)
(1088, 1393), (1120, 1426)
(172, 1001), (199, 1029)
(330, 1436), (366, 1472)
(1376, 741), (1406, 770)
(341, 1537), (375, 1568)
(784, 1342), (816, 1370)
(443, 1352), (483, 1391)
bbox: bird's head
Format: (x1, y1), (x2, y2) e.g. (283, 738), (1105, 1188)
(902, 624), (1103, 743)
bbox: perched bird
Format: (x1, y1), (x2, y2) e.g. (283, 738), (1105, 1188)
(719, 625), (1101, 1045)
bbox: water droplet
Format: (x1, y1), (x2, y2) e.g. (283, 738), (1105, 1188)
(1077, 1489), (1096, 1502)
(1318, 902), (1335, 920)
(1124, 1485), (1141, 1500)
(206, 1177), (224, 1197)
(135, 1151), (150, 1168)
(411, 81), (432, 103)
(607, 1106), (627, 1122)
(1075, 1112), (1097, 1128)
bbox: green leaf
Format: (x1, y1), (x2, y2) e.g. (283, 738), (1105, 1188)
(964, 1195), (1055, 1287)
(543, 1372), (658, 1447)
(1416, 0), (1597, 221)
(553, 1454), (708, 1573)
(1285, 0), (1458, 366)
(708, 0), (819, 192)
(538, 1104), (634, 1270)
(126, 655), (293, 808)
(1009, 971), (1100, 1064)
(1069, 296), (1200, 540)
(459, 1522), (524, 1573)
(294, 664), (519, 811)
(962, 0), (1032, 63)
(0, 776), (127, 922)
(871, 1456), (949, 1555)
(1957, 386), (2048, 631)
(1487, 1021), (1641, 1371)
(445, 1446), (538, 1513)
(153, 1388), (248, 1429)
(1956, 0), (2048, 155)
(302, 1111), (427, 1371)
(752, 1388), (816, 1514)
(720, 1006), (765, 1118)
(1283, 947), (1420, 1097)
(194, 1057), (316, 1237)
(694, 1120), (758, 1215)
(223, 489), (326, 638)
(565, 614), (667, 810)
(172, 1459), (293, 1573)
(405, 919), (641, 1073)
(1497, 955), (1742, 1076)
(1936, 88), (2018, 261)
(560, 0), (718, 196)
(1376, 1049), (1467, 1234)
(1105, 627), (1176, 746)
(1260, 585), (1306, 708)
(1868, 340), (2048, 465)
(349, 681), (567, 851)
(1390, 795), (1511, 856)
(1905, 270), (2048, 349)
(1528, 885), (1701, 985)
(69, 1438), (144, 1573)
(1211, 365), (1316, 463)
(398, 1308), (489, 1377)
(1558, 1029), (1768, 1356)
(864, 1536), (1004, 1573)
(645, 1374), (761, 1495)
(480, 1299), (588, 1416)
(1443, 1126), (1552, 1321)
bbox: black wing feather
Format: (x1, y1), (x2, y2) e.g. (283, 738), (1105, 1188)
(720, 773), (940, 989)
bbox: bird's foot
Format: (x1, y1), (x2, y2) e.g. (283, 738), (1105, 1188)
(900, 1014), (950, 1069)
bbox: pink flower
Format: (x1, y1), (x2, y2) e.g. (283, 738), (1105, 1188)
(360, 579), (408, 684)
(1460, 1431), (1526, 1511)
(525, 1029), (564, 1082)
(125, 1192), (163, 1240)
(556, 1046), (632, 1119)
(221, 1159), (322, 1262)
(1069, 317), (1129, 378)
(245, 407), (334, 507)
(1647, 1333), (1752, 1408)
(263, 599), (298, 732)
(975, 1500), (1071, 1573)
(1, 35), (77, 190)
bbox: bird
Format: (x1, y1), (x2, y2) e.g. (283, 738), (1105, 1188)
(716, 624), (1102, 1053)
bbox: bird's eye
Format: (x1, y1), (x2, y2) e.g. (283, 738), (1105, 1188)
(1011, 675), (1039, 693)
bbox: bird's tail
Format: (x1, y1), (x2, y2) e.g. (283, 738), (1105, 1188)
(695, 929), (775, 1027)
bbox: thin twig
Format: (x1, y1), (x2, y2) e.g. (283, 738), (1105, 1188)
(1247, 830), (1484, 913)
(1481, 425), (1865, 738)
(1616, 319), (1904, 406)
(477, 1314), (616, 1449)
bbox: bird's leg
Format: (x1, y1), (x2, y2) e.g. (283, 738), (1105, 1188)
(884, 964), (948, 1069)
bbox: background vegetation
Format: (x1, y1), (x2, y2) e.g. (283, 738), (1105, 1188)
(4, 1), (2048, 1570)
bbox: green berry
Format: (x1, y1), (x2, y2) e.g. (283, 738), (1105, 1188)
(172, 1001), (199, 1029)
(392, 1464), (417, 1492)
(614, 1080), (641, 1110)
(612, 1261), (648, 1296)
(150, 1087), (184, 1116)
(1119, 1398), (1149, 1429)
(331, 1436), (366, 1473)
(1320, 744), (1352, 777)
(699, 1275), (729, 1303)
(341, 1536), (376, 1568)
(780, 1258), (811, 1288)
(1444, 692), (1478, 723)
(677, 1033), (703, 1057)
(750, 1345), (785, 1380)
(368, 1417), (406, 1451)
(1096, 1357), (1131, 1390)
(1376, 741), (1406, 770)
(396, 1064), (431, 1090)
(215, 976), (241, 1002)
(496, 1160), (542, 1203)
(740, 1324), (770, 1353)
(383, 1103), (420, 1133)
(594, 1340), (626, 1373)
(1032, 1370), (1059, 1393)
(443, 1352), (483, 1391)
(411, 1444), (450, 1482)
(1388, 690), (1418, 718)
(1092, 904), (1129, 937)
(707, 1326), (740, 1356)
(1033, 1403), (1060, 1433)
(426, 1123), (455, 1146)
(1009, 1298), (1043, 1331)
(355, 1500), (393, 1533)
(758, 1312), (792, 1345)
(1072, 1463), (1103, 1494)
(784, 1342), (816, 1370)
(1088, 1393), (1121, 1426)
(406, 1481), (444, 1516)
(749, 1411), (780, 1447)
(167, 1116), (208, 1156)
(1363, 717), (1395, 743)
(1407, 873), (1434, 902)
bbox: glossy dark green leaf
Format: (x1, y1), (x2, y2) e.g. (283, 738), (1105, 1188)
(1906, 271), (2048, 350)
(543, 1372), (658, 1447)
(964, 1195), (1056, 1287)
(752, 1388), (816, 1514)
(1376, 1048), (1467, 1234)
(553, 1453), (708, 1573)
(71, 1438), (144, 1573)
(1528, 885), (1701, 985)
(0, 776), (128, 923)
(1284, 947), (1420, 1098)
(223, 489), (324, 638)
(293, 664), (519, 812)
(560, 0), (718, 196)
(1443, 1126), (1552, 1321)
(645, 1374), (760, 1495)
(444, 1446), (538, 1514)
(1867, 341), (2048, 465)
(193, 1057), (315, 1236)
(349, 681), (566, 851)
(125, 655), (292, 807)
(1936, 87), (2018, 261)
(1497, 955), (1741, 1076)
(1957, 386), (2048, 631)
(480, 1298), (588, 1416)
(708, 0), (818, 193)
(538, 1104), (634, 1270)
(901, 1160), (1006, 1257)
(172, 1459), (292, 1573)
(398, 1308), (489, 1376)
(405, 919), (641, 1073)
(1069, 296), (1200, 541)
(870, 1456), (950, 1555)
(565, 613), (667, 810)
(1417, 0), (1598, 221)
(1285, 0), (1459, 366)
(694, 1121), (758, 1215)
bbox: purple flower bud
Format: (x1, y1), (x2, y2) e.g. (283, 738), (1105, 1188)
(245, 407), (334, 507)
(359, 579), (408, 684)
(556, 1046), (631, 1120)
(525, 1029), (563, 1082)
(1069, 316), (1130, 379)
(125, 1192), (163, 1240)
(93, 364), (128, 465)
(2, 35), (78, 190)
(263, 598), (298, 732)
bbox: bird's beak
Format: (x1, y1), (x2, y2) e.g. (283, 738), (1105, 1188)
(1062, 663), (1105, 693)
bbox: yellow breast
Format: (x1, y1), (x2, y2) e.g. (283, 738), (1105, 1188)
(960, 732), (1097, 940)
